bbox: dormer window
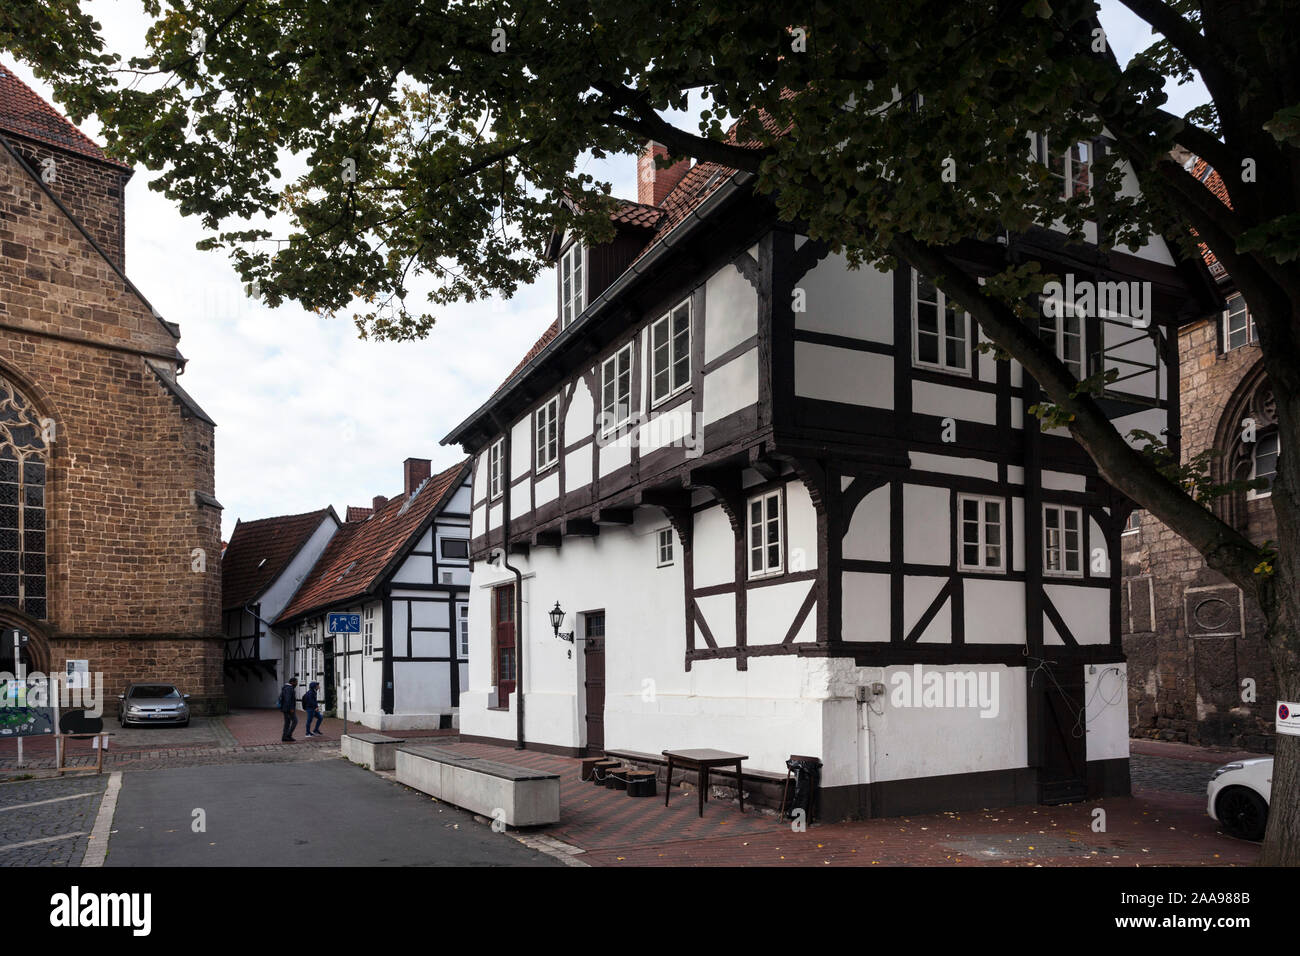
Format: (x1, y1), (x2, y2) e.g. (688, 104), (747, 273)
(560, 242), (585, 328)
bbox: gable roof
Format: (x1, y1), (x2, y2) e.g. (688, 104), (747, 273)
(222, 508), (337, 611)
(0, 65), (131, 171)
(276, 459), (470, 623)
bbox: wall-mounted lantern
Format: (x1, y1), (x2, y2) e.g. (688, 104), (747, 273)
(549, 601), (575, 644)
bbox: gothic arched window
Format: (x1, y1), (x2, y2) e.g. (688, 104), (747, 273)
(1213, 360), (1277, 529)
(0, 377), (49, 620)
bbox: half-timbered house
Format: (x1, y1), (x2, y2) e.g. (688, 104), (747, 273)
(220, 508), (340, 707)
(443, 139), (1220, 819)
(276, 458), (472, 729)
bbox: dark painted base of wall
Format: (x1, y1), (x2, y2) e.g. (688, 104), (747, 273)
(458, 732), (587, 758)
(1087, 756), (1131, 799)
(821, 759), (1131, 822)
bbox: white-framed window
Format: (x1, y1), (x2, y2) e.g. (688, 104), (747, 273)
(1223, 293), (1255, 351)
(1043, 503), (1084, 577)
(1249, 431), (1279, 499)
(488, 439), (504, 500)
(1039, 304), (1086, 380)
(958, 494), (1005, 572)
(650, 300), (692, 405)
(1035, 133), (1092, 199)
(656, 528), (674, 567)
(535, 396), (559, 471)
(458, 604), (469, 657)
(747, 488), (784, 578)
(560, 242), (584, 328)
(1122, 511), (1141, 535)
(600, 343), (634, 434)
(912, 270), (971, 374)
(363, 605), (377, 657)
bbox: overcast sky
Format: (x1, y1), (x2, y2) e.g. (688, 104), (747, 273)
(1, 2), (1208, 540)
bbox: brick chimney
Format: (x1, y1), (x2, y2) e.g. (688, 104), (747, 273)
(404, 457), (432, 497)
(637, 142), (691, 206)
(372, 495), (388, 512)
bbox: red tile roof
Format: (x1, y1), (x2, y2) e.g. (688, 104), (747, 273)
(611, 199), (663, 229)
(344, 505), (374, 523)
(276, 460), (469, 623)
(221, 508), (336, 611)
(0, 65), (131, 170)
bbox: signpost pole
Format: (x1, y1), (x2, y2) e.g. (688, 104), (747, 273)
(13, 630), (22, 769)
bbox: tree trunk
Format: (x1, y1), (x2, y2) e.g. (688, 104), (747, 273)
(1259, 390), (1300, 864)
(1261, 597), (1300, 864)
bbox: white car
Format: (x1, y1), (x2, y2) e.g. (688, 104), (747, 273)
(1207, 757), (1272, 841)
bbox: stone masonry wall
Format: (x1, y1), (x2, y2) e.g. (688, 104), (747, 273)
(1121, 316), (1276, 751)
(0, 135), (224, 715)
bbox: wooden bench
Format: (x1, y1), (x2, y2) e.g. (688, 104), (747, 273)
(340, 732), (406, 771)
(395, 745), (560, 827)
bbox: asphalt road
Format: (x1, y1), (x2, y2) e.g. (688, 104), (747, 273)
(104, 759), (559, 866)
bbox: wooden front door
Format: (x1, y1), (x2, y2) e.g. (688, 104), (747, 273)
(493, 584), (516, 709)
(584, 611), (606, 752)
(1033, 663), (1088, 804)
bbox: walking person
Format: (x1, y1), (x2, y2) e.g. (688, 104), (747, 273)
(303, 681), (325, 737)
(278, 677), (299, 742)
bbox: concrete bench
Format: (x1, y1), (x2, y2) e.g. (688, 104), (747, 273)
(341, 733), (406, 771)
(395, 745), (560, 827)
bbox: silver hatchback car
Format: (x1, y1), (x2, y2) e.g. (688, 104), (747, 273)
(118, 683), (191, 728)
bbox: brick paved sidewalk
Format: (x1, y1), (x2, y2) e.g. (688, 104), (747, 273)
(407, 741), (1260, 867)
(0, 709), (454, 774)
(223, 708), (456, 747)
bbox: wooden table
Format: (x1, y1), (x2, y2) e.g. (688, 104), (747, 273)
(662, 748), (749, 817)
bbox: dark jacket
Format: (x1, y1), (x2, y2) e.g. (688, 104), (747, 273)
(278, 684), (296, 713)
(302, 688), (319, 712)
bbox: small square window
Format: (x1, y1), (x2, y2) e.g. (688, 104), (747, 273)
(441, 538), (469, 559)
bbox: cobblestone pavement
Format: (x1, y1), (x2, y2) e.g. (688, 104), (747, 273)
(0, 774), (107, 867)
(1130, 754), (1220, 795)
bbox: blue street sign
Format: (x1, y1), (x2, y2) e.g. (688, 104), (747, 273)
(327, 613), (361, 634)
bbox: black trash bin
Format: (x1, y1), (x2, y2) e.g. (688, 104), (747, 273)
(784, 755), (821, 822)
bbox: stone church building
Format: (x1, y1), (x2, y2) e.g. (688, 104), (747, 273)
(0, 66), (224, 713)
(1121, 159), (1277, 752)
